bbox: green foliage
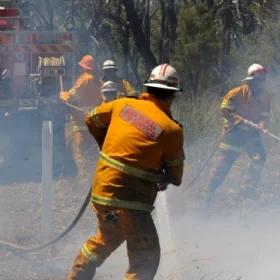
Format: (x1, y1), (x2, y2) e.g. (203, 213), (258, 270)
(172, 94), (221, 143)
(14, 0), (280, 139)
(173, 5), (220, 98)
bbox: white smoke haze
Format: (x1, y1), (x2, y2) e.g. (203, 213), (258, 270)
(1, 76), (280, 279)
(1, 4), (280, 278)
(1, 165), (280, 280)
(1, 85), (280, 279)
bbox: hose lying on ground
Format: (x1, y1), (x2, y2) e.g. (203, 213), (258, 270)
(0, 186), (91, 253)
(0, 120), (279, 252)
(0, 136), (221, 253)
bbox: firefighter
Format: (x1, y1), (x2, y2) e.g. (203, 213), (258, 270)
(206, 63), (271, 206)
(66, 64), (184, 280)
(102, 59), (137, 99)
(59, 55), (102, 178)
(101, 80), (118, 103)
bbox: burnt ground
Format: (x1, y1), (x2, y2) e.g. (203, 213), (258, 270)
(0, 137), (280, 280)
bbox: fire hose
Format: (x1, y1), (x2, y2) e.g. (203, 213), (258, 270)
(183, 119), (280, 191)
(64, 101), (87, 113)
(0, 101), (88, 253)
(242, 119), (280, 142)
(0, 187), (91, 253)
(0, 119), (279, 253)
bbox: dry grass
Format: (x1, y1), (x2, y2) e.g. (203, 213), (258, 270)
(171, 89), (280, 211)
(1, 89), (280, 280)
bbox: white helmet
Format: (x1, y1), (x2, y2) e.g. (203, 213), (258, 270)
(244, 63), (267, 80)
(102, 81), (117, 102)
(143, 64), (180, 91)
(102, 81), (117, 93)
(102, 60), (118, 70)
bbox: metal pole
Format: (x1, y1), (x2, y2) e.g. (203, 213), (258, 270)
(41, 120), (53, 239)
(59, 75), (64, 91)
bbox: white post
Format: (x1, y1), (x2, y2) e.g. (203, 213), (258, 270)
(41, 120), (53, 239)
(156, 191), (183, 279)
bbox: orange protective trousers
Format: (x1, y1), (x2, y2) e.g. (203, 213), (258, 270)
(71, 130), (98, 178)
(66, 204), (160, 280)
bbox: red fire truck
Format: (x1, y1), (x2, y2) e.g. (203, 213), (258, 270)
(0, 3), (76, 181)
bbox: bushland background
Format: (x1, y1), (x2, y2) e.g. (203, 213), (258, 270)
(18, 0), (280, 170)
(1, 1), (280, 279)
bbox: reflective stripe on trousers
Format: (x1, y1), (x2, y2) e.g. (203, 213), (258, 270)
(72, 125), (88, 133)
(66, 204), (160, 280)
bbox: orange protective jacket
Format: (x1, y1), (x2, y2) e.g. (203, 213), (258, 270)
(85, 93), (185, 212)
(67, 71), (102, 132)
(101, 79), (137, 99)
(221, 83), (271, 130)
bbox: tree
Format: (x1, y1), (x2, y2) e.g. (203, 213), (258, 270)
(121, 0), (157, 71)
(173, 4), (220, 97)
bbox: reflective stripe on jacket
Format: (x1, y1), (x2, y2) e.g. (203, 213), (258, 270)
(85, 93), (184, 211)
(99, 151), (161, 182)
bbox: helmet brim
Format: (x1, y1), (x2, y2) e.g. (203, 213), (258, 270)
(103, 66), (118, 71)
(143, 82), (180, 91)
(242, 76), (254, 81)
(102, 90), (117, 93)
(79, 61), (93, 71)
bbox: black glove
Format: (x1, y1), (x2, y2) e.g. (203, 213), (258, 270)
(157, 169), (170, 191)
(157, 182), (168, 192)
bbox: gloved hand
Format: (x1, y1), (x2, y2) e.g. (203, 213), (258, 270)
(157, 169), (170, 192)
(157, 182), (168, 192)
(256, 122), (268, 134)
(59, 91), (70, 102)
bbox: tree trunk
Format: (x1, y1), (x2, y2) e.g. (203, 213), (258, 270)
(158, 0), (166, 63)
(166, 0), (177, 57)
(221, 0), (233, 77)
(207, 0), (214, 9)
(142, 0), (151, 45)
(121, 0), (157, 72)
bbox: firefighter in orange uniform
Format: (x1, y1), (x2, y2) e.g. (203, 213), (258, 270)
(59, 55), (102, 178)
(66, 64), (184, 280)
(102, 60), (137, 99)
(101, 80), (118, 103)
(206, 64), (271, 206)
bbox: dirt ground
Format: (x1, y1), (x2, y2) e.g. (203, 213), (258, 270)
(1, 137), (280, 280)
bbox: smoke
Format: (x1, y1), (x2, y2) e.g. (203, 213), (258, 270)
(1, 4), (280, 279)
